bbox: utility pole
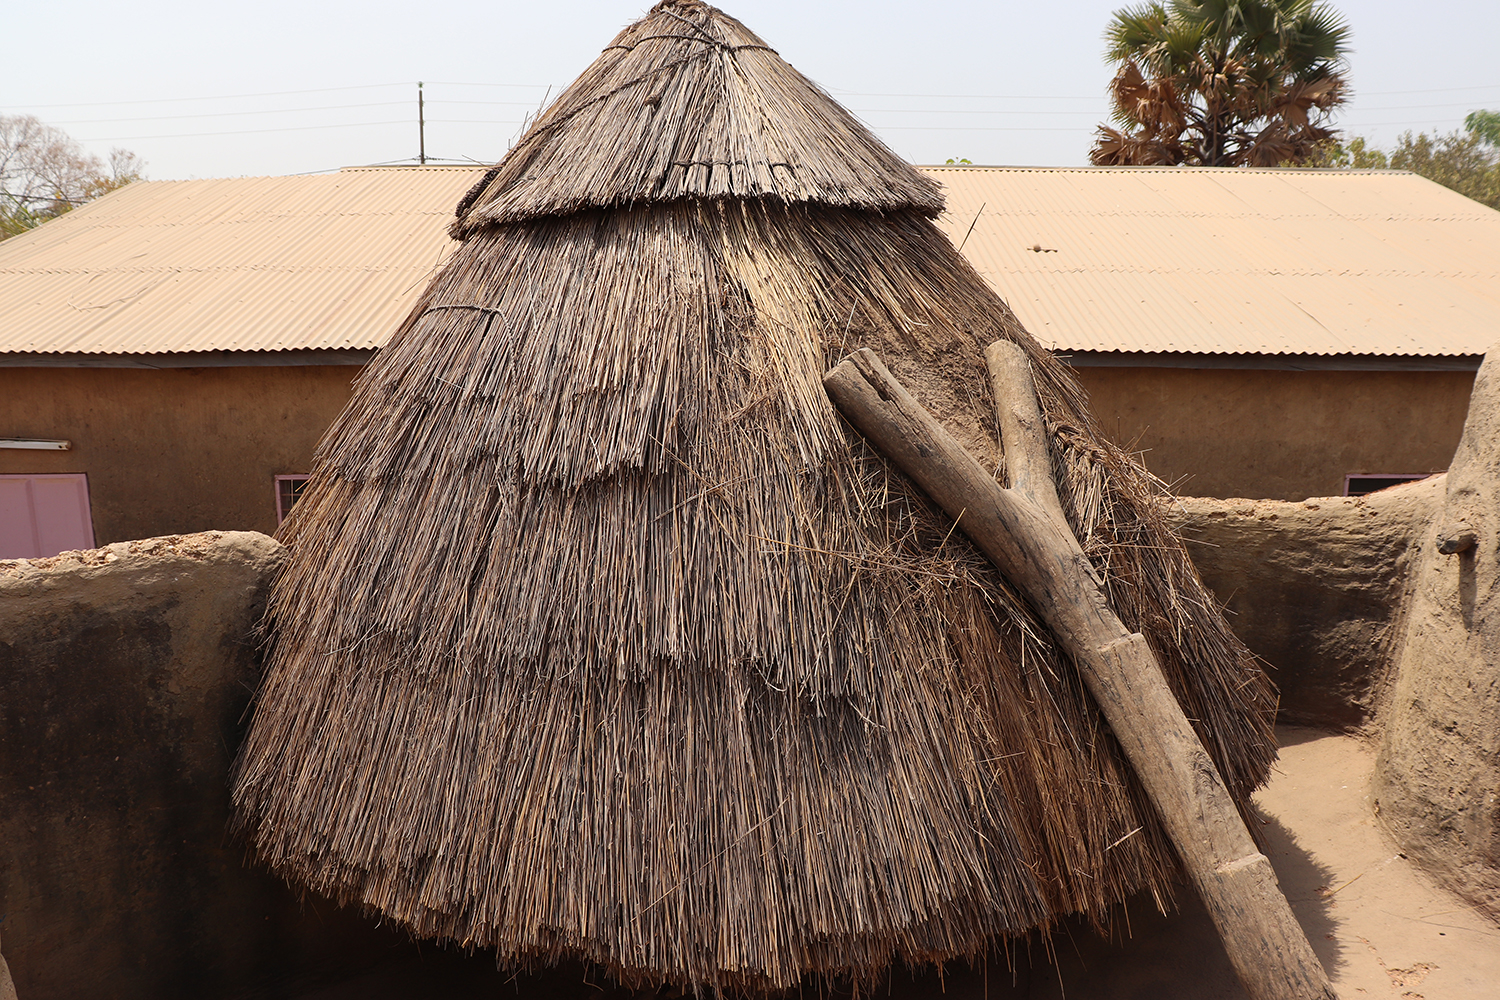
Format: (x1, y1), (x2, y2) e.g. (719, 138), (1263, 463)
(418, 82), (426, 165)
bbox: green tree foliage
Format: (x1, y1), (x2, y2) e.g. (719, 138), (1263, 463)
(1091, 0), (1352, 167)
(1, 115), (144, 240)
(1301, 116), (1500, 211)
(1389, 130), (1500, 210)
(1464, 110), (1500, 149)
(1296, 135), (1387, 168)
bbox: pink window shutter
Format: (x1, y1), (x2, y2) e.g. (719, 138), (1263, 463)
(0, 474), (96, 560)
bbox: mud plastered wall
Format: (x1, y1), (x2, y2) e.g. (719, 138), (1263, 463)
(0, 533), (422, 999)
(1375, 347), (1500, 922)
(1170, 479), (1442, 731)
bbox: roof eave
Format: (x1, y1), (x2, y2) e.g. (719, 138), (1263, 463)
(0, 349), (376, 369)
(1059, 350), (1485, 372)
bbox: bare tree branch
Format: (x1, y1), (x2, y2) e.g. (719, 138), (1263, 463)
(1, 114), (144, 239)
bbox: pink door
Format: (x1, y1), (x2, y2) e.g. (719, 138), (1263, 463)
(0, 474), (96, 559)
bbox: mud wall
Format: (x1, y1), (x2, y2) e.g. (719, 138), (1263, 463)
(0, 532), (426, 1000)
(0, 486), (1482, 993)
(1, 365), (1474, 554)
(1168, 480), (1441, 731)
(0, 366), (357, 545)
(1077, 366), (1472, 501)
(1374, 349), (1500, 921)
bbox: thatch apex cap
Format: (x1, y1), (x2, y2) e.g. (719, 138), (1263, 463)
(451, 0), (944, 235)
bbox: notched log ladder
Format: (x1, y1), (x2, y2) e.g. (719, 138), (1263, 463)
(824, 344), (1337, 1000)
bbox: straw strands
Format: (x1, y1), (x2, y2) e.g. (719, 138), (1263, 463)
(232, 1), (1276, 994)
(451, 1), (942, 233)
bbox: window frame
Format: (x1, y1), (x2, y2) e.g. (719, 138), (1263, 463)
(274, 474), (311, 525)
(1343, 473), (1433, 497)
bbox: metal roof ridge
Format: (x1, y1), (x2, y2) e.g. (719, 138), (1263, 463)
(339, 164), (487, 172)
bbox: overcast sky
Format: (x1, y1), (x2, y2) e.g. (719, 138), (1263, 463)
(6, 0), (1498, 180)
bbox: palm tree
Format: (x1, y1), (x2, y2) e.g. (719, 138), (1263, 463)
(1090, 0), (1352, 167)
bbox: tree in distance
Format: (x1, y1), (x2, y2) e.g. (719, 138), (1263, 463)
(1465, 110), (1500, 150)
(1, 115), (144, 240)
(1301, 114), (1500, 211)
(1090, 0), (1352, 167)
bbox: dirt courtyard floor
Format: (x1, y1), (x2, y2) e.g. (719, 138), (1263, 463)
(1254, 727), (1500, 1000)
(999, 725), (1500, 1000)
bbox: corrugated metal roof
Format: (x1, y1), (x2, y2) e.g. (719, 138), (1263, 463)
(0, 166), (483, 356)
(928, 165), (1500, 357)
(3, 163), (1496, 359)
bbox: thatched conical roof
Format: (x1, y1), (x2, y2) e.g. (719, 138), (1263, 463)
(451, 3), (941, 231)
(233, 1), (1277, 993)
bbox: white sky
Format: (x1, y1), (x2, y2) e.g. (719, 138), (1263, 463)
(5, 0), (1498, 180)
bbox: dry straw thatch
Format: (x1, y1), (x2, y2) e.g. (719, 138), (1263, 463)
(233, 1), (1277, 993)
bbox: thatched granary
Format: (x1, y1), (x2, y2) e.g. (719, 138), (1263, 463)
(232, 1), (1278, 992)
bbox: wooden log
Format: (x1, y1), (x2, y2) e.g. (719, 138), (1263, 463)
(824, 348), (1336, 1000)
(984, 339), (1069, 529)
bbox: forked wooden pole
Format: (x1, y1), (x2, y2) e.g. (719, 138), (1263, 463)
(824, 347), (1336, 1000)
(984, 339), (1071, 528)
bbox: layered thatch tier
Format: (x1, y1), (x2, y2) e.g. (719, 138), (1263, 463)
(451, 0), (942, 232)
(232, 1), (1277, 993)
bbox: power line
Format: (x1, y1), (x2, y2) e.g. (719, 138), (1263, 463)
(49, 101), (410, 125)
(874, 118), (1486, 133)
(438, 99), (569, 107)
(855, 100), (1492, 117)
(18, 78), (1499, 115)
(49, 98), (1482, 132)
(43, 98), (574, 129)
(16, 81), (558, 112)
(1357, 83), (1500, 96)
(421, 81), (552, 89)
(2, 191), (91, 206)
(15, 83), (413, 109)
(877, 125), (1088, 132)
(77, 120), (412, 141)
(76, 118), (529, 142)
(1354, 100), (1500, 111)
(84, 115), (1476, 141)
(426, 119), (529, 126)
(833, 83), (1500, 100)
(831, 89), (1097, 100)
(1341, 118), (1493, 128)
(852, 108), (1100, 116)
